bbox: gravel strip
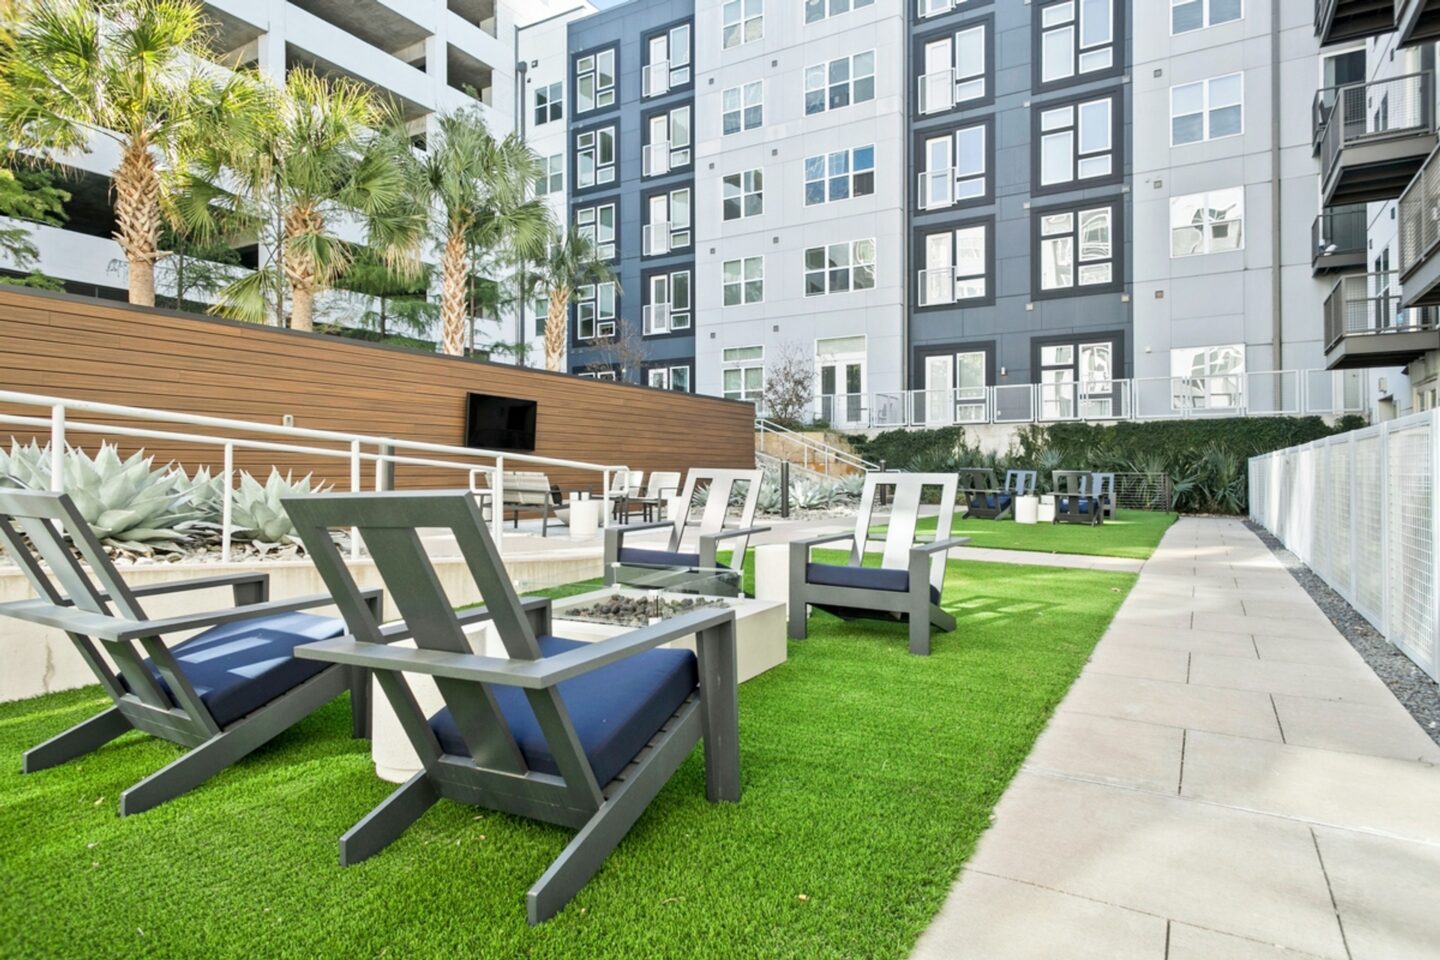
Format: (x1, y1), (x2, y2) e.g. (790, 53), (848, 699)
(1246, 520), (1440, 747)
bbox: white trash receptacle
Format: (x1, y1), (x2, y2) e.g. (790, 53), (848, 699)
(1038, 495), (1056, 523)
(1014, 494), (1040, 525)
(569, 498), (602, 540)
(753, 543), (790, 614)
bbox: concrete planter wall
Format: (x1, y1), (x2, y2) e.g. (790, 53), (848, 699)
(0, 552), (601, 704)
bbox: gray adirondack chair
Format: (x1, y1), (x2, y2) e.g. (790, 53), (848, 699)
(281, 491), (741, 925)
(604, 467), (768, 582)
(1090, 471), (1116, 519)
(788, 473), (967, 655)
(0, 489), (381, 816)
(958, 467), (1006, 520)
(1052, 470), (1101, 525)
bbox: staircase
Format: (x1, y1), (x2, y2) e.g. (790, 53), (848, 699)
(754, 418), (878, 480)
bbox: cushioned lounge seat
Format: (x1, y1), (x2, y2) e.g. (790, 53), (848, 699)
(969, 493), (1013, 511)
(130, 612), (346, 727)
(805, 562), (942, 604)
(616, 547), (705, 568)
(430, 635), (698, 786)
(1057, 498), (1092, 513)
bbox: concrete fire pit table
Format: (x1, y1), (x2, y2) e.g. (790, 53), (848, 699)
(369, 588), (786, 783)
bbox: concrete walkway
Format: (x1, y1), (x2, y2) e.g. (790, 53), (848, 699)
(912, 517), (1440, 960)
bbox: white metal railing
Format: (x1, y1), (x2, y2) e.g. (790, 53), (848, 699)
(642, 61), (669, 98)
(643, 222), (671, 256)
(753, 417), (878, 477)
(918, 69), (955, 115)
(0, 389), (631, 560)
(643, 303), (670, 335)
(916, 0), (955, 17)
(917, 267), (957, 306)
(642, 141), (670, 177)
(1251, 411), (1439, 681)
(786, 370), (1363, 432)
(918, 168), (955, 210)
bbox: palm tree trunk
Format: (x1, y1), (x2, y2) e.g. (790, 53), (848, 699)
(282, 203), (323, 332)
(113, 140), (161, 307)
(545, 289), (569, 372)
(440, 226), (469, 357)
(290, 287), (314, 332)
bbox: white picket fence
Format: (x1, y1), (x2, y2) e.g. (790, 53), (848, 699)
(1249, 411), (1438, 681)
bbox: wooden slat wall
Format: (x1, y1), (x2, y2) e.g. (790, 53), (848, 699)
(0, 289), (756, 492)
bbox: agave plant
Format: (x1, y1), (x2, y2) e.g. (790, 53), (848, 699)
(834, 473), (865, 501)
(58, 443), (203, 551)
(0, 439), (50, 489)
(231, 469), (330, 546)
(170, 465), (227, 531)
(790, 478), (837, 511)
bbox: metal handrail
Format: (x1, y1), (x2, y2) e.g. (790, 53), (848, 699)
(0, 389), (629, 557)
(1320, 72), (1434, 186)
(1398, 142), (1440, 278)
(1323, 272), (1440, 349)
(754, 417), (879, 474)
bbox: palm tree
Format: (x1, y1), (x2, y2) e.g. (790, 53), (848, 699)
(411, 108), (549, 356)
(0, 0), (249, 306)
(529, 228), (618, 373)
(206, 69), (420, 330)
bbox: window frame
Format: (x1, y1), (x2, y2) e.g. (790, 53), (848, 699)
(573, 280), (618, 343)
(721, 345), (766, 402)
(1169, 72), (1244, 146)
(721, 80), (764, 136)
(644, 361), (694, 392)
(1030, 332), (1126, 419)
(535, 153), (564, 196)
(534, 81), (563, 126)
(641, 185), (692, 257)
(574, 202), (617, 262)
(1033, 0), (1123, 93)
(573, 122), (617, 192)
(804, 145), (875, 207)
(641, 19), (694, 97)
(722, 168), (765, 221)
(1030, 199), (1123, 300)
(722, 256), (765, 306)
(804, 50), (877, 117)
(572, 45), (617, 116)
(804, 0), (876, 25)
(804, 238), (877, 298)
(914, 118), (993, 210)
(1032, 90), (1122, 195)
(913, 17), (994, 116)
(721, 0), (764, 49)
(642, 266), (693, 336)
(1170, 0), (1243, 35)
(1169, 187), (1245, 258)
(915, 218), (994, 308)
(641, 103), (692, 177)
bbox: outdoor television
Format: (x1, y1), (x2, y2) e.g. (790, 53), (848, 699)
(464, 393), (538, 452)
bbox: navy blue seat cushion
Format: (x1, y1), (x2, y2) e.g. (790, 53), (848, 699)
(805, 562), (941, 604)
(968, 494), (1013, 511)
(617, 547), (704, 568)
(128, 612), (346, 728)
(1058, 498), (1092, 514)
(430, 635), (698, 786)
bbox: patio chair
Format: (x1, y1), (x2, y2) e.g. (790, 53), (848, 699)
(485, 471), (556, 536)
(625, 470), (682, 522)
(1052, 470), (1101, 526)
(0, 489), (382, 816)
(603, 468), (768, 584)
(282, 491), (741, 924)
(1090, 471), (1116, 520)
(788, 473), (967, 655)
(958, 467), (1012, 520)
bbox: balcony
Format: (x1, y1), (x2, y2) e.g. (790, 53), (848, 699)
(1312, 204), (1368, 274)
(1319, 73), (1436, 207)
(1323, 272), (1440, 369)
(643, 142), (670, 178)
(918, 168), (956, 210)
(917, 268), (956, 306)
(643, 304), (670, 335)
(1315, 0), (1396, 45)
(1396, 0), (1440, 45)
(643, 222), (672, 257)
(917, 70), (954, 115)
(1398, 145), (1440, 304)
(643, 62), (670, 99)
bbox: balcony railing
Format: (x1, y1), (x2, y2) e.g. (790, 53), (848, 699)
(1324, 272), (1440, 348)
(643, 304), (670, 335)
(916, 0), (956, 16)
(643, 222), (672, 256)
(1320, 72), (1435, 184)
(917, 267), (956, 306)
(642, 61), (669, 98)
(642, 141), (670, 177)
(1313, 203), (1368, 266)
(917, 168), (956, 210)
(1399, 144), (1440, 277)
(917, 69), (955, 115)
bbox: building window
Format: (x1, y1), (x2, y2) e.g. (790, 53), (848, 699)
(1172, 0), (1241, 34)
(575, 281), (617, 340)
(722, 81), (763, 135)
(645, 269), (692, 334)
(722, 257), (764, 305)
(575, 126), (616, 189)
(804, 239), (875, 297)
(1171, 73), (1243, 145)
(643, 188), (691, 256)
(1037, 94), (1116, 190)
(1039, 339), (1116, 419)
(805, 51), (876, 116)
(804, 145), (874, 206)
(646, 365), (692, 392)
(534, 82), (562, 125)
(722, 346), (765, 401)
(1171, 344), (1244, 409)
(535, 154), (564, 196)
(722, 169), (764, 221)
(919, 123), (987, 209)
(575, 203), (616, 260)
(1170, 188), (1244, 257)
(575, 48), (616, 114)
(918, 23), (986, 114)
(805, 0), (875, 24)
(643, 22), (692, 97)
(643, 106), (691, 177)
(919, 223), (988, 306)
(722, 0), (763, 49)
(1038, 0), (1116, 88)
(1036, 203), (1117, 295)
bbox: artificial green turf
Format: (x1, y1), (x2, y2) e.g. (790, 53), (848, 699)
(895, 508), (1177, 560)
(0, 556), (1134, 959)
